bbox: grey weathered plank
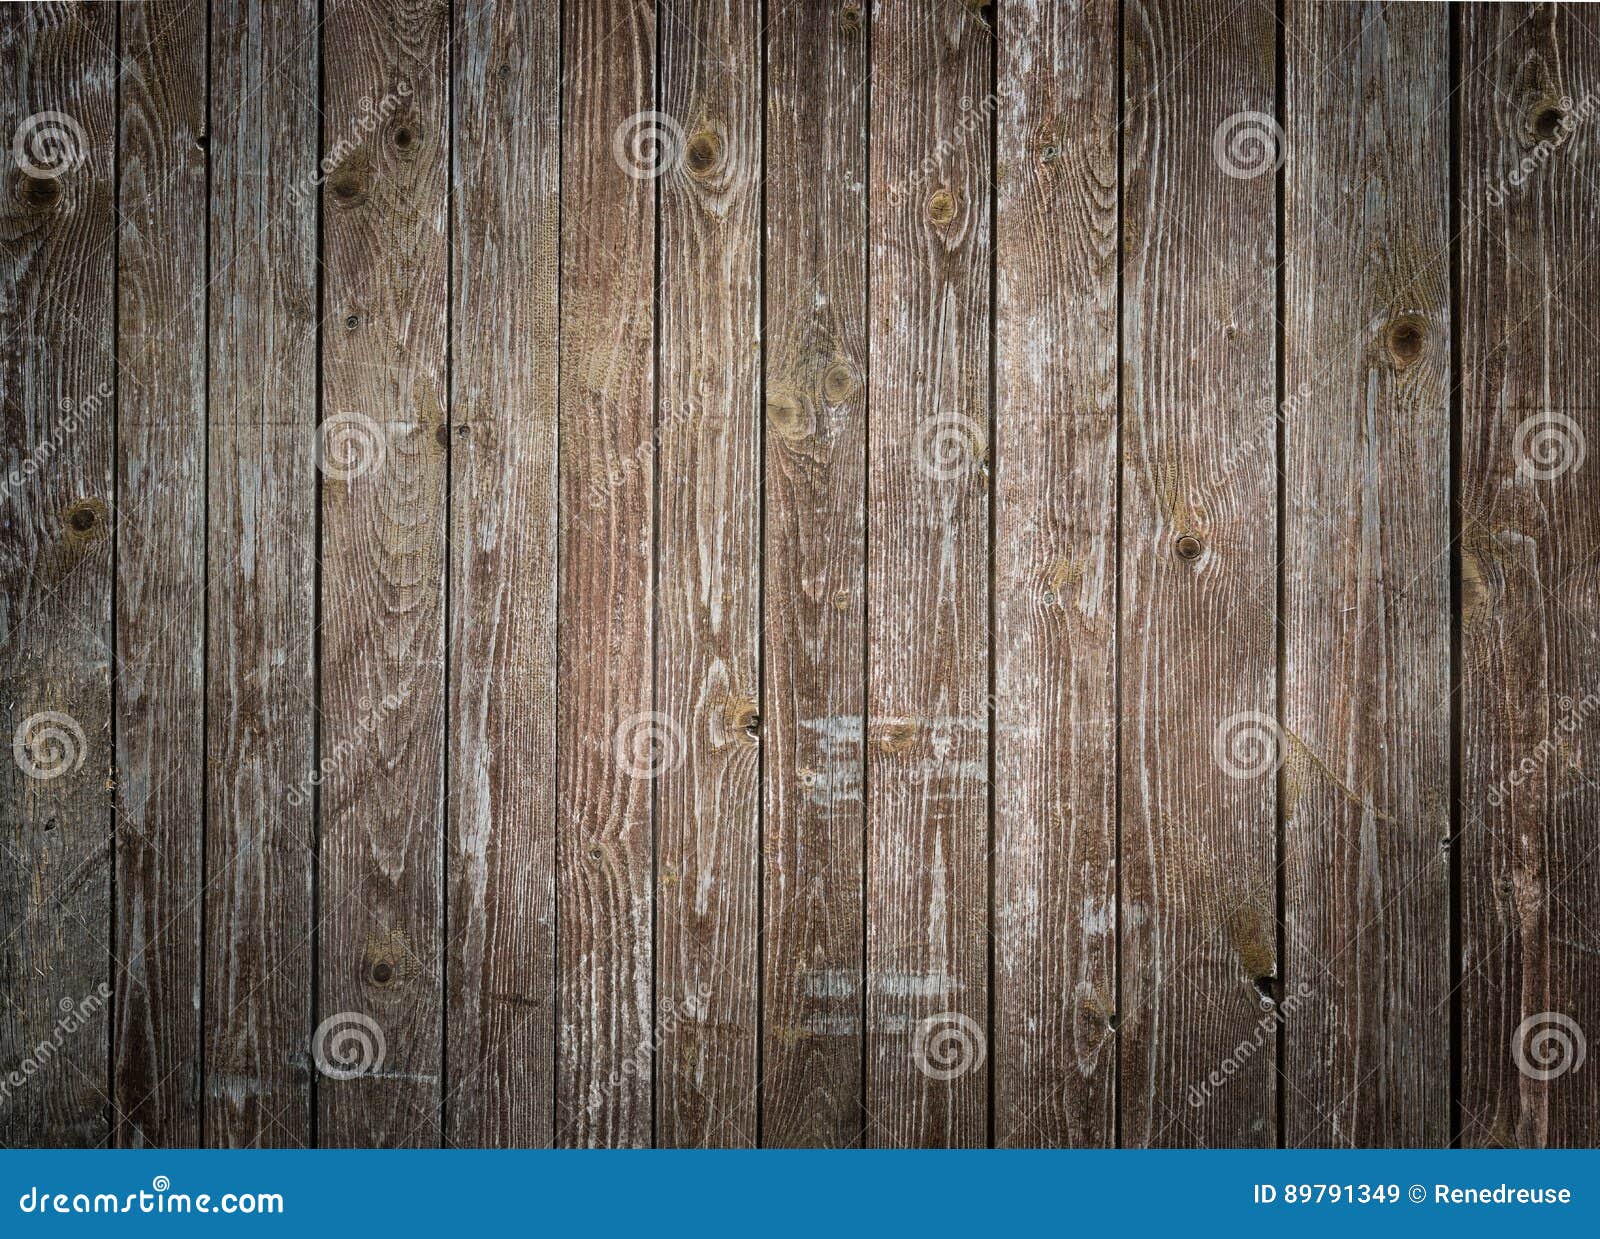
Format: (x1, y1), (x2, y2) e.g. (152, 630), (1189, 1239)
(445, 0), (560, 1151)
(865, 0), (991, 1149)
(761, 0), (868, 1150)
(1281, 0), (1451, 1148)
(114, 0), (207, 1149)
(0, 0), (116, 1149)
(318, 0), (448, 1147)
(654, 0), (762, 1149)
(993, 0), (1119, 1150)
(204, 0), (318, 1148)
(1460, 1), (1600, 1149)
(557, 0), (656, 1148)
(1120, 0), (1278, 1147)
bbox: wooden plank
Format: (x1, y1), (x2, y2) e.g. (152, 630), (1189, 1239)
(992, 0), (1119, 1150)
(655, 0), (761, 1149)
(0, 0), (116, 1149)
(557, 0), (656, 1148)
(446, 0), (559, 1149)
(1280, 0), (1451, 1148)
(1119, 0), (1278, 1147)
(1460, 2), (1600, 1149)
(114, 0), (207, 1149)
(204, 0), (318, 1148)
(761, 0), (868, 1150)
(318, 0), (448, 1148)
(865, 0), (991, 1149)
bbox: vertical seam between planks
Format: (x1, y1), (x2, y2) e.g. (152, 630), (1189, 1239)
(649, 0), (664, 1152)
(1112, 0), (1125, 1152)
(440, 0), (455, 1149)
(551, 0), (564, 1152)
(311, 0), (326, 1151)
(984, 0), (998, 1154)
(858, 0), (873, 1151)
(1272, 0), (1287, 1152)
(1447, 0), (1463, 1150)
(109, 1), (122, 1145)
(754, 0), (768, 1150)
(199, 0), (213, 1149)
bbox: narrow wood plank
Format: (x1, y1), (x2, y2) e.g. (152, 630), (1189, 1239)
(0, 0), (116, 1149)
(1120, 0), (1278, 1147)
(865, 0), (991, 1149)
(319, 0), (448, 1147)
(1279, 0), (1451, 1148)
(655, 0), (761, 1149)
(557, 0), (656, 1148)
(761, 0), (868, 1150)
(114, 0), (207, 1148)
(993, 0), (1119, 1149)
(1461, 2), (1600, 1149)
(205, 0), (318, 1148)
(446, 0), (559, 1149)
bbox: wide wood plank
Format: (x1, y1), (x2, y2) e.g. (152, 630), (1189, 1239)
(319, 0), (449, 1148)
(761, 0), (868, 1150)
(0, 0), (116, 1149)
(993, 0), (1119, 1150)
(114, 0), (207, 1149)
(445, 0), (560, 1150)
(557, 0), (656, 1148)
(1460, 1), (1600, 1149)
(204, 0), (318, 1148)
(865, 0), (992, 1149)
(1120, 0), (1278, 1147)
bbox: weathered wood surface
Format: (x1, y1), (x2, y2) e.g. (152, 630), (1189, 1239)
(5, 0), (1600, 1151)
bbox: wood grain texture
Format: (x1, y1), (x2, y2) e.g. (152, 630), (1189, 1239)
(204, 0), (318, 1148)
(114, 0), (207, 1149)
(318, 0), (448, 1148)
(445, 0), (560, 1151)
(0, 0), (116, 1149)
(865, 0), (991, 1149)
(761, 0), (868, 1151)
(1120, 0), (1278, 1148)
(1460, 1), (1600, 1149)
(655, 0), (762, 1149)
(992, 0), (1119, 1150)
(557, 0), (656, 1149)
(1280, 0), (1451, 1148)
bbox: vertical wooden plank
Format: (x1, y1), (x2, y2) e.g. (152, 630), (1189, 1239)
(319, 0), (448, 1148)
(762, 0), (868, 1150)
(557, 0), (656, 1148)
(1461, 2), (1600, 1148)
(205, 0), (317, 1148)
(1120, 0), (1278, 1146)
(0, 0), (115, 1148)
(114, 0), (206, 1148)
(446, 0), (559, 1150)
(1280, 0), (1450, 1148)
(992, 0), (1119, 1149)
(655, 0), (761, 1149)
(865, 0), (991, 1149)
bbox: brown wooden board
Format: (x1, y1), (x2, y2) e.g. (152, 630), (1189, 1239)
(114, 0), (207, 1149)
(655, 0), (762, 1149)
(761, 0), (868, 1151)
(0, 0), (116, 1149)
(318, 0), (449, 1148)
(1460, 1), (1600, 1149)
